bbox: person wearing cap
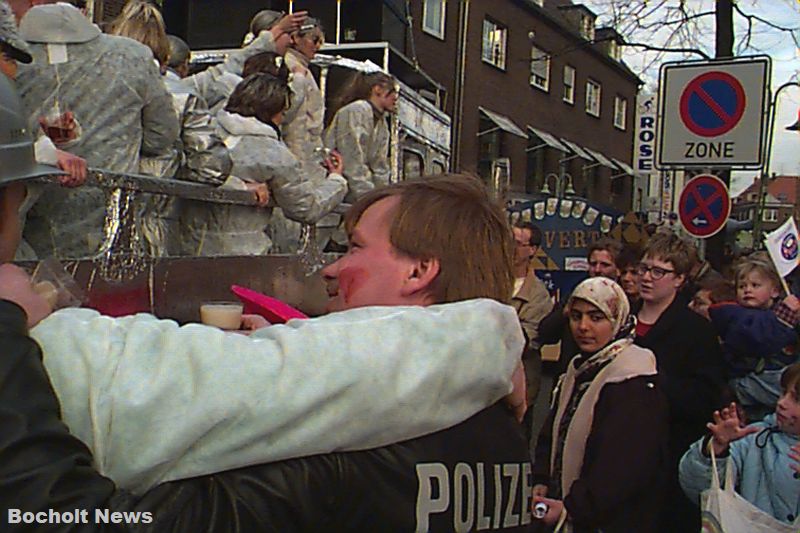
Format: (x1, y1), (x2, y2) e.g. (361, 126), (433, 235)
(0, 0), (84, 262)
(182, 9), (306, 115)
(13, 1), (179, 259)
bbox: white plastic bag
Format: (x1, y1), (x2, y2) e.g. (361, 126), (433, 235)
(701, 443), (798, 533)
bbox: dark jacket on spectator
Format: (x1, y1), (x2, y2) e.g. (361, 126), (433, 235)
(634, 295), (727, 533)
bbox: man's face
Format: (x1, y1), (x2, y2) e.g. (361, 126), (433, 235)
(588, 250), (619, 279)
(688, 289), (713, 320)
(321, 196), (420, 312)
(512, 227), (536, 267)
(374, 85), (398, 113)
(619, 266), (640, 298)
(638, 255), (684, 305)
(7, 0), (32, 24)
(0, 51), (17, 80)
(292, 29), (323, 60)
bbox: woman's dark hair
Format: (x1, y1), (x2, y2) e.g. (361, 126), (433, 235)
(225, 73), (291, 125)
(326, 71), (397, 125)
(242, 51), (290, 79)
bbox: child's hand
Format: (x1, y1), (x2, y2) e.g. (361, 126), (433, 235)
(707, 402), (759, 456)
(783, 294), (800, 312)
(790, 443), (800, 477)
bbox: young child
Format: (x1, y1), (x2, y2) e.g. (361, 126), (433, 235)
(678, 363), (800, 525)
(688, 272), (736, 321)
(709, 254), (800, 419)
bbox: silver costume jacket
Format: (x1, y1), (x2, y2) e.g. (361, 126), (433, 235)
(324, 99), (391, 203)
(16, 3), (179, 258)
(139, 70), (233, 257)
(179, 111), (347, 256)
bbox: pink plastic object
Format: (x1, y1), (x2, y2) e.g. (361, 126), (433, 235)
(230, 285), (308, 324)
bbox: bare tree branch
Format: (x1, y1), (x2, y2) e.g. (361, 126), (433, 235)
(623, 41), (711, 59)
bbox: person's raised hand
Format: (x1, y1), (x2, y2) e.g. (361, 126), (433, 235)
(0, 264), (52, 328)
(55, 150), (87, 187)
(273, 11), (307, 37)
(707, 402), (759, 456)
(783, 294), (800, 313)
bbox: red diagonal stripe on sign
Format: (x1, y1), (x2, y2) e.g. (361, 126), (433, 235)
(695, 85), (733, 124)
(686, 189), (724, 222)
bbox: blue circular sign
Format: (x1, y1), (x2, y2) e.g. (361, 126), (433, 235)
(678, 174), (731, 238)
(680, 72), (746, 137)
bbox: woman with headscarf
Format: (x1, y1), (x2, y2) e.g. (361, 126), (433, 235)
(531, 277), (669, 533)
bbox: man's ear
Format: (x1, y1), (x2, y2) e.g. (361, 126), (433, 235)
(401, 257), (440, 297)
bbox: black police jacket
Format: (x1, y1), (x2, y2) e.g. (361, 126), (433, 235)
(0, 300), (534, 532)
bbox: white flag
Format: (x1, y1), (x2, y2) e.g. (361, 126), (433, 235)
(764, 216), (800, 278)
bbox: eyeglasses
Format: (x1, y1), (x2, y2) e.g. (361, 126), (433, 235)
(636, 263), (675, 280)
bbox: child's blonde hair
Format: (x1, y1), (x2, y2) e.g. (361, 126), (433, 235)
(735, 252), (782, 294)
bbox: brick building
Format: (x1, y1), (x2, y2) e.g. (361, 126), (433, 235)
(733, 175), (800, 232)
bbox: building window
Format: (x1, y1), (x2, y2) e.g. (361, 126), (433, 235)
(422, 0), (446, 39)
(613, 96), (627, 130)
(481, 18), (507, 70)
(563, 65), (575, 104)
(763, 209), (778, 222)
(586, 80), (601, 117)
(530, 45), (549, 91)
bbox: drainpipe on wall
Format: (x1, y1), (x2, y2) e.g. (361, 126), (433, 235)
(452, 0), (469, 172)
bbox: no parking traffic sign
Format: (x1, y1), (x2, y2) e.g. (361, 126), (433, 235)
(657, 57), (770, 169)
(678, 174), (731, 238)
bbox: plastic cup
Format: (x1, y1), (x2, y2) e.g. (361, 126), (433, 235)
(200, 302), (244, 330)
(30, 257), (85, 310)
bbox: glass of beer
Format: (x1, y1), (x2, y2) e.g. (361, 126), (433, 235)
(200, 302), (244, 330)
(30, 257), (85, 310)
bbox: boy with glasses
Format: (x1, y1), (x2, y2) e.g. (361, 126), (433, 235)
(634, 232), (726, 533)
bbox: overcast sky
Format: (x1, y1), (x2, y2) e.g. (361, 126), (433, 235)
(581, 0), (800, 195)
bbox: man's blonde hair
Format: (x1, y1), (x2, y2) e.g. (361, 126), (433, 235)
(344, 174), (515, 304)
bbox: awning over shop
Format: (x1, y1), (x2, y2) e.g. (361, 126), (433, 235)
(479, 106), (527, 138)
(611, 157), (635, 176)
(559, 138), (593, 160)
(527, 126), (568, 151)
(584, 147), (617, 169)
